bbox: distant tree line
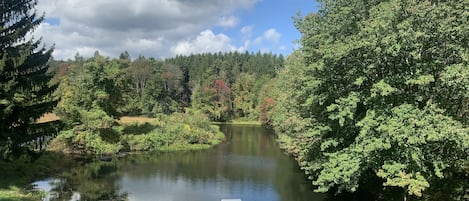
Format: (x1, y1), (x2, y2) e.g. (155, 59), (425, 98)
(49, 51), (284, 122)
(42, 51), (284, 155)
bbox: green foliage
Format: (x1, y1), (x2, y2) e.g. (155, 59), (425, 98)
(122, 112), (224, 152)
(232, 73), (268, 120)
(55, 53), (125, 128)
(272, 0), (469, 199)
(191, 79), (233, 121)
(271, 51), (319, 164)
(258, 79), (277, 125)
(0, 0), (58, 158)
(53, 112), (224, 154)
(51, 53), (130, 155)
(0, 186), (45, 201)
(52, 51), (284, 122)
(167, 52), (284, 120)
(122, 128), (175, 151)
(53, 127), (122, 155)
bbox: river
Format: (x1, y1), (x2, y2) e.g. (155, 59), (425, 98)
(33, 124), (328, 201)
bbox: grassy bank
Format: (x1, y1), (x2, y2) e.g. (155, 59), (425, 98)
(0, 187), (45, 201)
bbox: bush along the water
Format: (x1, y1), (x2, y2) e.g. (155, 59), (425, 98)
(49, 112), (224, 155)
(0, 186), (46, 201)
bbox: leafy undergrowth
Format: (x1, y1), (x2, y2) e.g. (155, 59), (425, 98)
(49, 112), (225, 155)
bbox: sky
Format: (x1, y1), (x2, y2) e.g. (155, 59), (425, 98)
(34, 0), (320, 60)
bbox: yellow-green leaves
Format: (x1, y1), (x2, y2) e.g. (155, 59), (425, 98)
(405, 75), (435, 86)
(370, 80), (396, 98)
(327, 92), (360, 126)
(441, 64), (469, 98)
(274, 0), (469, 198)
(377, 162), (430, 197)
(355, 104), (469, 196)
(313, 151), (362, 193)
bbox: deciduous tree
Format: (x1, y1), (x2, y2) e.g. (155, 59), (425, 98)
(273, 0), (469, 199)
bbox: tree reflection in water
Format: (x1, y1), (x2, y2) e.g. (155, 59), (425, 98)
(45, 161), (128, 201)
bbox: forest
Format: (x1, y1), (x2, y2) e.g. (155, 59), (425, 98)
(1, 0), (468, 201)
(44, 51), (284, 154)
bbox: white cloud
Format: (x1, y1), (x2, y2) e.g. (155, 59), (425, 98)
(240, 26), (253, 37)
(264, 28), (281, 43)
(170, 30), (241, 55)
(217, 16), (239, 28)
(33, 0), (259, 59)
(253, 36), (263, 46)
(254, 28), (281, 45)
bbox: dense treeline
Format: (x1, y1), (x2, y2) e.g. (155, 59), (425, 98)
(266, 0), (468, 200)
(45, 51), (283, 154)
(50, 51), (284, 121)
(166, 52), (284, 121)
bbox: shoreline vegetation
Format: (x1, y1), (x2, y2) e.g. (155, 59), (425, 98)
(1, 115), (264, 201)
(48, 112), (225, 156)
(0, 187), (45, 201)
(36, 113), (263, 158)
(3, 113), (230, 201)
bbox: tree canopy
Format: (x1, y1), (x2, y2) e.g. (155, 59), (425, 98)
(271, 0), (468, 199)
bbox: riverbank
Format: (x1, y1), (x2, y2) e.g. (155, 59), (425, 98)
(0, 186), (45, 201)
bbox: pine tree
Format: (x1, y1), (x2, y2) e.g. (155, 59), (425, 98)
(0, 0), (59, 158)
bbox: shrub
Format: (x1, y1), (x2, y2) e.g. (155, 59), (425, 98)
(51, 128), (121, 155)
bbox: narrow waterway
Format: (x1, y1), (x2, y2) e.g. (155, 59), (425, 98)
(34, 124), (327, 201)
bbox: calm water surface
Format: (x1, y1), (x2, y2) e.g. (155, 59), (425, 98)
(35, 124), (327, 201)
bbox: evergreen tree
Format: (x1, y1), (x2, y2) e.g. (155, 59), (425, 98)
(0, 0), (58, 157)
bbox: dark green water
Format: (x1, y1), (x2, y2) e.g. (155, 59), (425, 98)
(33, 124), (327, 201)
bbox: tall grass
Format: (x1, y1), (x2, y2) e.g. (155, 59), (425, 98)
(0, 186), (45, 201)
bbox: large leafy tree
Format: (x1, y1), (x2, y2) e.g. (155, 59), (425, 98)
(191, 79), (233, 121)
(232, 73), (258, 118)
(0, 0), (58, 157)
(127, 57), (153, 97)
(274, 0), (468, 199)
(55, 52), (125, 129)
(53, 53), (126, 154)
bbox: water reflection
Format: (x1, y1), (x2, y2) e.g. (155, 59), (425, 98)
(35, 161), (128, 201)
(34, 179), (81, 201)
(35, 124), (326, 201)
